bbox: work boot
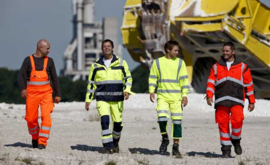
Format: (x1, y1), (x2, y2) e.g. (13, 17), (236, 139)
(104, 143), (114, 154)
(38, 144), (46, 150)
(172, 144), (182, 157)
(113, 139), (120, 153)
(231, 138), (242, 155)
(32, 139), (38, 148)
(105, 148), (113, 154)
(159, 138), (169, 154)
(221, 145), (232, 158)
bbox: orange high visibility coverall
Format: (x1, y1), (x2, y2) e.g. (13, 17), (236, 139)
(206, 57), (255, 146)
(25, 55), (54, 146)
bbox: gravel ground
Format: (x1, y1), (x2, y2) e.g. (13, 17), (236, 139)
(0, 94), (269, 165)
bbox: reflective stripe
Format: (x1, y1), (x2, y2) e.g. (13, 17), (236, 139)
(102, 129), (112, 136)
(102, 137), (113, 144)
(221, 140), (232, 145)
(94, 64), (97, 68)
(149, 75), (157, 79)
(241, 63), (245, 85)
(215, 96), (245, 106)
(29, 130), (38, 135)
(29, 125), (39, 131)
(96, 92), (123, 96)
(179, 75), (188, 80)
(172, 120), (182, 124)
(157, 110), (169, 114)
(87, 89), (95, 93)
(157, 89), (181, 93)
(96, 80), (123, 85)
(214, 64), (217, 76)
(216, 77), (243, 86)
(39, 133), (49, 138)
(215, 77), (227, 86)
(246, 91), (254, 96)
(171, 113), (182, 117)
(113, 131), (121, 136)
(244, 81), (253, 87)
(231, 135), (241, 139)
(113, 136), (120, 139)
(207, 79), (215, 85)
(40, 126), (51, 131)
(88, 80), (95, 84)
(220, 132), (230, 138)
(156, 59), (185, 83)
(241, 63), (245, 72)
(182, 85), (189, 89)
(232, 128), (241, 133)
(27, 81), (50, 85)
(159, 79), (178, 83)
(149, 83), (157, 87)
(155, 59), (186, 94)
(123, 75), (131, 80)
(156, 59), (162, 80)
(120, 58), (124, 66)
(207, 87), (215, 93)
(125, 82), (132, 86)
(176, 59), (182, 80)
(158, 118), (168, 122)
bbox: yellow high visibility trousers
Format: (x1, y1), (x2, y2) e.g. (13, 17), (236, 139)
(156, 99), (183, 139)
(96, 101), (123, 147)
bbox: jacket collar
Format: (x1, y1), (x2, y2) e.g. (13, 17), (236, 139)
(217, 55), (241, 66)
(96, 54), (118, 66)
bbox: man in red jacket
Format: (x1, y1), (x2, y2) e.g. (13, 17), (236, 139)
(206, 42), (255, 158)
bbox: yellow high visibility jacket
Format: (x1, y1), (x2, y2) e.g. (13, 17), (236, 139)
(85, 55), (133, 103)
(149, 56), (189, 101)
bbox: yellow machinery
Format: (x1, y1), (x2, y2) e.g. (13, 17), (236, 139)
(121, 0), (270, 98)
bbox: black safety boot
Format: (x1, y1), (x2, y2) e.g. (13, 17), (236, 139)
(32, 139), (38, 148)
(38, 144), (46, 150)
(105, 148), (114, 154)
(159, 138), (169, 154)
(104, 143), (114, 154)
(113, 139), (120, 153)
(231, 138), (242, 155)
(221, 145), (232, 158)
(172, 144), (182, 157)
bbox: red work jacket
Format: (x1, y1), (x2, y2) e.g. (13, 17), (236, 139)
(206, 57), (255, 108)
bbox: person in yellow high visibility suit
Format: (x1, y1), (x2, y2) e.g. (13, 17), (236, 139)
(149, 40), (189, 156)
(85, 39), (133, 154)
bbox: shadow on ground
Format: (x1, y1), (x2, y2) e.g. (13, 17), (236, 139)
(129, 148), (169, 156)
(71, 145), (104, 153)
(187, 151), (223, 158)
(4, 142), (32, 148)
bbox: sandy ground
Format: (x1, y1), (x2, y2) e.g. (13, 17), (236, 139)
(0, 94), (270, 165)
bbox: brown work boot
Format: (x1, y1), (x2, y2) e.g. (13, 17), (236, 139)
(172, 144), (182, 157)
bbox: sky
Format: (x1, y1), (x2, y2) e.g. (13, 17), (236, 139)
(261, 0), (270, 8)
(0, 0), (139, 74)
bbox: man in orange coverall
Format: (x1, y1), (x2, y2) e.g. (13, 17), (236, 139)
(206, 42), (255, 158)
(18, 39), (61, 149)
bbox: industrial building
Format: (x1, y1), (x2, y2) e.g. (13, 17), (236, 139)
(62, 0), (121, 81)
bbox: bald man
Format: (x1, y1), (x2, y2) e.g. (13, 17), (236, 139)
(18, 39), (61, 149)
